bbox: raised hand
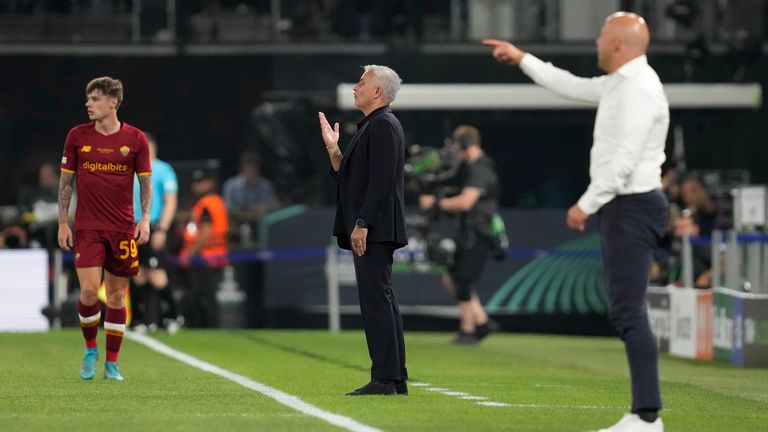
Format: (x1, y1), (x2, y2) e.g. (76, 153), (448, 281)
(482, 38), (526, 66)
(318, 112), (340, 149)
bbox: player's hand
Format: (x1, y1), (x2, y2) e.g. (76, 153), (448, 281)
(57, 223), (73, 251)
(566, 204), (589, 232)
(135, 219), (151, 245)
(150, 230), (167, 250)
(482, 38), (526, 66)
(350, 226), (368, 257)
(318, 112), (340, 150)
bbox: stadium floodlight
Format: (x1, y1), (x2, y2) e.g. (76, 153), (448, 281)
(337, 83), (763, 110)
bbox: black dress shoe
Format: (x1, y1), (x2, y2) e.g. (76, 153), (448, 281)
(346, 381), (397, 396)
(395, 381), (408, 395)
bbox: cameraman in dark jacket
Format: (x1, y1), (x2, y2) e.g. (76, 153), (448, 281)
(420, 125), (500, 344)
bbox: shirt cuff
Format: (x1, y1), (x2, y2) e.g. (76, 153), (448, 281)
(577, 188), (616, 215)
(519, 53), (545, 77)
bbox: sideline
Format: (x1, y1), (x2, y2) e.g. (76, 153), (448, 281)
(126, 332), (382, 432)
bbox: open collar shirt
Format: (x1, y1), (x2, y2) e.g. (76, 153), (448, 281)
(520, 53), (669, 214)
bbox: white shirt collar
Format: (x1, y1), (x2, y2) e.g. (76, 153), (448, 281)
(614, 55), (648, 78)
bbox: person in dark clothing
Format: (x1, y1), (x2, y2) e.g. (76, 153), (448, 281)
(318, 64), (408, 396)
(419, 125), (500, 344)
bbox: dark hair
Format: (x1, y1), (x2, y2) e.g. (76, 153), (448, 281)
(452, 125), (481, 149)
(85, 76), (124, 108)
(240, 150), (261, 169)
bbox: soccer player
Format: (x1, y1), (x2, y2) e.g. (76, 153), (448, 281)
(58, 76), (152, 381)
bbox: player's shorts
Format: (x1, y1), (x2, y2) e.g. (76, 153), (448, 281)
(138, 240), (169, 270)
(449, 233), (493, 302)
(74, 229), (139, 277)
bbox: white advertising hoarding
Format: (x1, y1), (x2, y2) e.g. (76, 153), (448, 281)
(0, 249), (49, 332)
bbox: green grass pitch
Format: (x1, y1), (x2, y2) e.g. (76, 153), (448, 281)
(1, 329), (766, 431)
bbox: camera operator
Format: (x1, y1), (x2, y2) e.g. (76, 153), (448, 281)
(419, 125), (500, 344)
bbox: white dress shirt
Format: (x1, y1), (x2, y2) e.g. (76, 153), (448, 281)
(520, 54), (669, 214)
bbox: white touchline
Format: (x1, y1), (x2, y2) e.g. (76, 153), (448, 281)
(414, 383), (622, 410)
(477, 402), (511, 407)
(126, 332), (383, 432)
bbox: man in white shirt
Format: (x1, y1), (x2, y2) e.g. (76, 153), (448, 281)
(485, 12), (668, 432)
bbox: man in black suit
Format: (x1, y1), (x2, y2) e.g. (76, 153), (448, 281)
(318, 65), (409, 396)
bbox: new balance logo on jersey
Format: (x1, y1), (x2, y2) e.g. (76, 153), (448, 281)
(81, 146), (92, 152)
(82, 161), (129, 173)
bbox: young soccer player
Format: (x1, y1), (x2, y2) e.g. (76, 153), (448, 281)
(58, 76), (152, 380)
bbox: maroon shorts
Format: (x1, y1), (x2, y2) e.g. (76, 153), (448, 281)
(74, 230), (139, 277)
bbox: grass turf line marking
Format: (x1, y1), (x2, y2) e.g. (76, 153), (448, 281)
(477, 402), (512, 407)
(421, 385), (619, 410)
(126, 332), (382, 432)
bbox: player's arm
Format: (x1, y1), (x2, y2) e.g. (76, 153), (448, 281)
(135, 174), (152, 245)
(151, 191), (176, 247)
(57, 170), (75, 251)
(436, 187), (482, 213)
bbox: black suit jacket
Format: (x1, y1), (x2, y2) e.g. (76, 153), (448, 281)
(330, 106), (408, 251)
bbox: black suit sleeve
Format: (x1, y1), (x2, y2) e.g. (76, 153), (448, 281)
(358, 119), (399, 229)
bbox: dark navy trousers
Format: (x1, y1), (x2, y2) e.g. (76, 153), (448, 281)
(352, 243), (408, 382)
(598, 189), (668, 412)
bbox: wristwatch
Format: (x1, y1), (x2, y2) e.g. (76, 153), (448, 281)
(355, 218), (367, 229)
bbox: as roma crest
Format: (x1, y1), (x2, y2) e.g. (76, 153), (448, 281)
(120, 146), (130, 156)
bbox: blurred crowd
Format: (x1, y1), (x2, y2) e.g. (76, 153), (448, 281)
(651, 166), (720, 289)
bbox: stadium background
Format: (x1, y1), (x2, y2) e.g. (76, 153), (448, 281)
(1, 1), (765, 332)
(1, 2), (767, 431)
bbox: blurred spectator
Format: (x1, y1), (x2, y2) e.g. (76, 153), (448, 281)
(19, 162), (72, 250)
(0, 223), (29, 249)
(653, 175), (717, 288)
(180, 169), (229, 328)
(223, 150), (277, 248)
(20, 162), (59, 218)
(675, 175), (717, 288)
(223, 150), (279, 217)
(678, 175), (716, 236)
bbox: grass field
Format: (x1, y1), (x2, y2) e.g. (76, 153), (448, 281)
(1, 329), (767, 431)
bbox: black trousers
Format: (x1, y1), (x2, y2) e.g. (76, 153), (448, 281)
(352, 242), (408, 382)
(183, 266), (221, 328)
(598, 189), (668, 412)
(449, 231), (493, 302)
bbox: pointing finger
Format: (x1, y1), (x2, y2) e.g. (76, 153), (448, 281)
(482, 38), (506, 47)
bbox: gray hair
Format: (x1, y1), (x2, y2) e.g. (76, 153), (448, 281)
(363, 65), (402, 104)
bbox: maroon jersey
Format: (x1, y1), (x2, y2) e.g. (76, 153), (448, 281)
(60, 122), (151, 233)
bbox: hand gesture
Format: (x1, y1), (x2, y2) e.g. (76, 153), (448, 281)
(482, 38), (526, 66)
(135, 219), (150, 245)
(58, 223), (73, 251)
(318, 112), (339, 149)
